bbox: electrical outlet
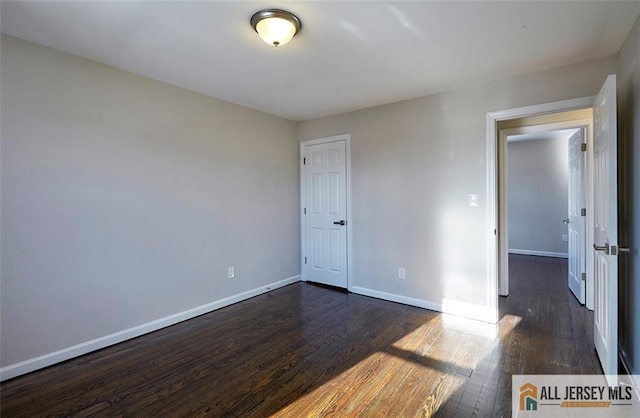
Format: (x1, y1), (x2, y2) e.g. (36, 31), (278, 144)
(562, 234), (568, 242)
(228, 266), (235, 279)
(398, 267), (406, 279)
(468, 193), (479, 207)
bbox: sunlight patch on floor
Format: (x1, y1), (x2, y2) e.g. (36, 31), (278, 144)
(273, 313), (525, 417)
(274, 307), (525, 416)
(272, 350), (468, 417)
(497, 314), (523, 340)
(271, 351), (388, 416)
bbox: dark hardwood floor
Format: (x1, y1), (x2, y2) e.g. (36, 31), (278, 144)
(1, 254), (601, 417)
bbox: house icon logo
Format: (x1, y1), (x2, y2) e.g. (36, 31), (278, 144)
(520, 383), (538, 411)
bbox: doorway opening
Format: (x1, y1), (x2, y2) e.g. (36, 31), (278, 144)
(487, 76), (620, 382)
(485, 96), (596, 325)
(498, 112), (594, 310)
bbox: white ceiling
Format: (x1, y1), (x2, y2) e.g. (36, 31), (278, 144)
(2, 1), (639, 121)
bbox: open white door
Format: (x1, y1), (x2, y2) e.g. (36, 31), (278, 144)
(303, 140), (348, 288)
(567, 128), (586, 304)
(592, 75), (618, 383)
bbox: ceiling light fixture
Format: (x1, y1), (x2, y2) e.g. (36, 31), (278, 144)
(250, 9), (301, 47)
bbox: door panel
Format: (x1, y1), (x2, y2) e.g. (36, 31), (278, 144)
(592, 74), (618, 384)
(329, 229), (341, 271)
(304, 141), (348, 288)
(568, 129), (586, 303)
(328, 172), (340, 214)
(311, 173), (322, 213)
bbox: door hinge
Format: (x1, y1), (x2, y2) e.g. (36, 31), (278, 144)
(581, 272), (586, 282)
(581, 143), (587, 152)
(303, 157), (306, 165)
(304, 257), (307, 264)
(304, 208), (306, 214)
(581, 208), (586, 216)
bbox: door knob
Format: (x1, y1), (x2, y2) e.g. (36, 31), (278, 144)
(333, 220), (346, 226)
(593, 243), (609, 255)
(562, 218), (570, 224)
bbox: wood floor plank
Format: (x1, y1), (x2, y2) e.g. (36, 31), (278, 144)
(1, 255), (601, 417)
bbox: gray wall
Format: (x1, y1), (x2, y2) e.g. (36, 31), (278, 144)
(617, 15), (640, 376)
(0, 36), (300, 368)
(299, 57), (616, 319)
(508, 137), (569, 256)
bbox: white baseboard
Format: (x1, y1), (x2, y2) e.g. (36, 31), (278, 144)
(350, 286), (496, 323)
(0, 275), (301, 382)
(509, 249), (568, 259)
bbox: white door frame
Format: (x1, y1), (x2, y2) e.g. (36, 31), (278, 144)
(300, 134), (353, 290)
(486, 96), (596, 321)
(499, 119), (592, 299)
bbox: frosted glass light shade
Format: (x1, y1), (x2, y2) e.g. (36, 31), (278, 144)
(256, 17), (296, 47)
(251, 9), (301, 47)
